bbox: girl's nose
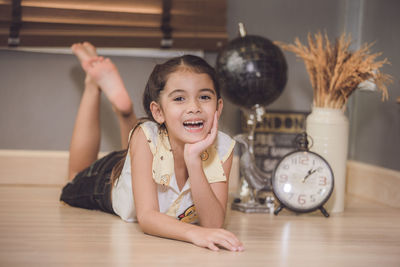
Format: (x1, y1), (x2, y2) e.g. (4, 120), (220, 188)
(187, 99), (201, 113)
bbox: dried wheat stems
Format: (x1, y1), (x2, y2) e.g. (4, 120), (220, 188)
(276, 32), (392, 108)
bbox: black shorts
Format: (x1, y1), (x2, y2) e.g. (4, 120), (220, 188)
(60, 150), (127, 215)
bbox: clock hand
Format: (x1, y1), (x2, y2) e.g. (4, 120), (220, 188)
(302, 168), (318, 183)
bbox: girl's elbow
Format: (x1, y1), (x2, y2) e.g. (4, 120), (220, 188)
(136, 211), (153, 232)
(137, 222), (151, 234)
(137, 218), (155, 235)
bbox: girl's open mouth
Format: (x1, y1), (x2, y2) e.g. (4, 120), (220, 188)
(183, 120), (204, 131)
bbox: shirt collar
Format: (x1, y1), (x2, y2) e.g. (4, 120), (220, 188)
(151, 131), (227, 190)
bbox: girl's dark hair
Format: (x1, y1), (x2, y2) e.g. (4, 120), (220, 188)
(142, 54), (221, 122)
(110, 55), (220, 187)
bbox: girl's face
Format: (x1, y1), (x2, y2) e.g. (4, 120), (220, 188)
(150, 69), (223, 147)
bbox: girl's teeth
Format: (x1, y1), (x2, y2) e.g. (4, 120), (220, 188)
(183, 120), (204, 129)
(184, 125), (203, 130)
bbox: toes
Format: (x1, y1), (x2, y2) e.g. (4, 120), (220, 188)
(71, 43), (92, 63)
(83, 42), (98, 58)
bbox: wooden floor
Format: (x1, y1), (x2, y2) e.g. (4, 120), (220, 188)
(0, 185), (399, 267)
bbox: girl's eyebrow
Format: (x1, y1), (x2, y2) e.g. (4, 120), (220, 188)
(199, 88), (216, 95)
(167, 89), (185, 97)
(167, 88), (216, 97)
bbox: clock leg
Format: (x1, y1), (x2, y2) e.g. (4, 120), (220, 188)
(319, 206), (330, 217)
(274, 205), (284, 215)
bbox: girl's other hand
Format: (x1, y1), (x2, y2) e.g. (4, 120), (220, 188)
(186, 227), (244, 252)
(184, 111), (218, 165)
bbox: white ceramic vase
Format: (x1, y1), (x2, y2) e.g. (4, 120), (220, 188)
(306, 106), (349, 213)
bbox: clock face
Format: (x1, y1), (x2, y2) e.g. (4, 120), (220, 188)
(272, 151), (334, 213)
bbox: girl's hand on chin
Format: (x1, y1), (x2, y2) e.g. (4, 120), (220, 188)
(184, 112), (218, 165)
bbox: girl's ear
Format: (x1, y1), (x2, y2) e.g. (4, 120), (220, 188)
(150, 101), (165, 124)
(216, 98), (224, 119)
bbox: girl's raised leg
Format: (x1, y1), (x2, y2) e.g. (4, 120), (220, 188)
(82, 56), (137, 148)
(68, 43), (102, 180)
(68, 43), (137, 181)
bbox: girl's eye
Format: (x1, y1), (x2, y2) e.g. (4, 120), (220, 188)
(200, 95), (212, 100)
(173, 96), (185, 102)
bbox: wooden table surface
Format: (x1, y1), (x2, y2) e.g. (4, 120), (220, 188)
(0, 185), (399, 267)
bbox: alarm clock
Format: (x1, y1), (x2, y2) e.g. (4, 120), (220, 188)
(272, 133), (334, 217)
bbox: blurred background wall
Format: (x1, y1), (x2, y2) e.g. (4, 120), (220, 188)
(0, 0), (399, 171)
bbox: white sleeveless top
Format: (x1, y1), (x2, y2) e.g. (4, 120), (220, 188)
(111, 121), (235, 223)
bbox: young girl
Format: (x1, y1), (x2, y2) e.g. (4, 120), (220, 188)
(61, 42), (244, 252)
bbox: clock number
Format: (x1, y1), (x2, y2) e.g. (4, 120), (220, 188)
(283, 164), (290, 170)
(298, 194), (306, 205)
(319, 176), (327, 186)
(291, 157), (298, 165)
(299, 155), (309, 165)
(287, 193), (294, 200)
(279, 174), (288, 183)
(310, 194), (316, 203)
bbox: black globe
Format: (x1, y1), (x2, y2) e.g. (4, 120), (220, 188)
(216, 35), (287, 109)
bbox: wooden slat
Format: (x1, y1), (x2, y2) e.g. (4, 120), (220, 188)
(1, 16), (225, 35)
(20, 23), (161, 35)
(8, 35), (226, 50)
(171, 16), (225, 32)
(21, 0), (225, 15)
(20, 7), (225, 30)
(2, 0), (227, 17)
(0, 22), (10, 31)
(22, 0), (162, 13)
(0, 0), (227, 50)
(16, 22), (226, 36)
(0, 23), (227, 50)
(172, 0), (226, 15)
(0, 2), (11, 21)
(0, 0), (11, 4)
(0, 35), (227, 50)
(22, 6), (161, 27)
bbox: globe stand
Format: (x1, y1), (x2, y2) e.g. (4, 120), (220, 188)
(231, 105), (275, 213)
(232, 195), (275, 213)
(216, 22), (287, 213)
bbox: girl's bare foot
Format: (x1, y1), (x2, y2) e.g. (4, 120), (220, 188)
(71, 42), (98, 85)
(82, 57), (133, 115)
(71, 42), (97, 64)
(82, 42), (97, 58)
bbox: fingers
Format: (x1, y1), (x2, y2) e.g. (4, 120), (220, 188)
(203, 111), (218, 146)
(189, 227), (244, 252)
(214, 239), (237, 252)
(208, 229), (244, 252)
(208, 243), (220, 251)
(210, 239), (244, 252)
(190, 111), (218, 150)
(217, 229), (244, 252)
(212, 111), (218, 132)
(183, 111), (219, 162)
